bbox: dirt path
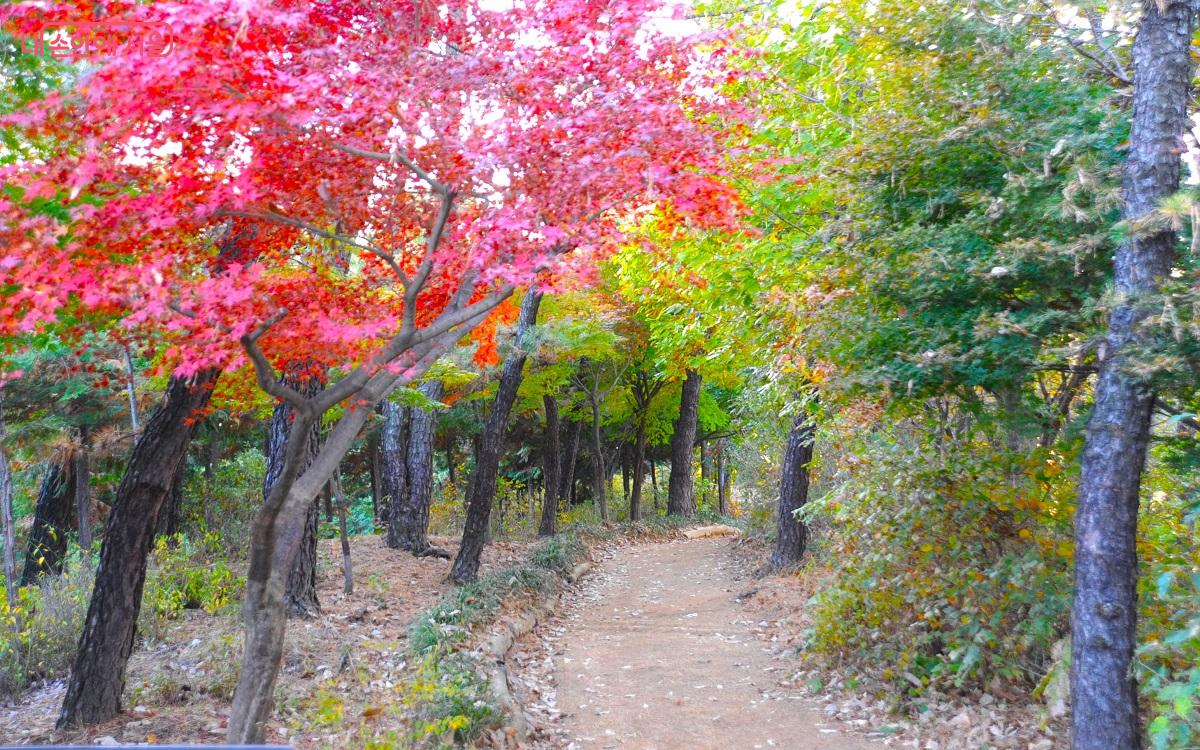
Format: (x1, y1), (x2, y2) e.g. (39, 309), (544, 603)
(509, 538), (884, 750)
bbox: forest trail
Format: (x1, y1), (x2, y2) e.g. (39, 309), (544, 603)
(512, 538), (883, 750)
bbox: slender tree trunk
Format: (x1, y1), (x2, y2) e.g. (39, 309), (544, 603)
(451, 291), (542, 583)
(630, 419), (647, 522)
(621, 443), (630, 506)
(539, 395), (561, 536)
(0, 406), (16, 608)
(322, 482), (334, 522)
(667, 370), (702, 517)
(716, 441), (728, 516)
(21, 457), (75, 585)
(263, 367), (326, 618)
(445, 445), (456, 486)
(369, 429), (383, 526)
(391, 380), (446, 556)
(559, 419), (581, 509)
(74, 432), (91, 553)
(699, 438), (711, 510)
(590, 393), (609, 522)
(58, 370), (219, 728)
(123, 344), (140, 435)
(769, 407), (815, 570)
(1071, 5), (1197, 749)
(333, 473), (352, 594)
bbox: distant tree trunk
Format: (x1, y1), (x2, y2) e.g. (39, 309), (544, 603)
(1070, 5), (1198, 750)
(716, 440), (729, 516)
(21, 458), (75, 585)
(58, 370), (219, 728)
(559, 419), (581, 509)
(769, 407), (815, 570)
(667, 370), (702, 517)
(630, 422), (647, 522)
(322, 482), (333, 522)
(651, 460), (659, 514)
(156, 464), (185, 539)
(74, 432), (92, 553)
(368, 430), (383, 525)
(0, 406), (16, 607)
(332, 473), (352, 594)
(451, 291), (543, 583)
(445, 445), (456, 486)
(123, 345), (141, 435)
(698, 439), (711, 510)
(391, 380), (446, 556)
(621, 443), (630, 506)
(263, 366), (326, 618)
(381, 399), (409, 547)
(539, 395), (561, 537)
(589, 391), (609, 522)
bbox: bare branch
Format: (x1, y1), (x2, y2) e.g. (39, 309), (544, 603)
(239, 309), (311, 412)
(326, 139), (451, 195)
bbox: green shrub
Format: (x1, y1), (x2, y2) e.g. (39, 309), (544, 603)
(401, 649), (501, 748)
(319, 495), (377, 539)
(0, 549), (94, 697)
(140, 532), (244, 641)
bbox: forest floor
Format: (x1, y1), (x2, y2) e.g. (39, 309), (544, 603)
(508, 537), (882, 750)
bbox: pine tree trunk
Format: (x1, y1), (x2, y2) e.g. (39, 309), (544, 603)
(391, 380), (445, 555)
(21, 458), (75, 585)
(58, 370), (219, 728)
(451, 291), (542, 583)
(263, 366), (326, 618)
(667, 370), (702, 517)
(539, 395), (561, 536)
(1070, 5), (1197, 749)
(769, 408), (815, 570)
(630, 419), (647, 522)
(369, 430), (383, 525)
(381, 399), (410, 548)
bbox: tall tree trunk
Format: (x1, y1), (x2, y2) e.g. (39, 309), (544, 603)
(589, 392), (609, 522)
(263, 367), (326, 618)
(667, 370), (702, 517)
(1071, 5), (1197, 749)
(21, 457), (75, 585)
(451, 291), (543, 583)
(58, 370), (219, 728)
(74, 432), (91, 553)
(559, 419), (581, 508)
(391, 380), (446, 556)
(381, 399), (410, 547)
(445, 445), (456, 486)
(769, 407), (815, 570)
(699, 438), (711, 510)
(0, 405), (16, 607)
(123, 344), (140, 434)
(621, 443), (630, 506)
(539, 395), (561, 536)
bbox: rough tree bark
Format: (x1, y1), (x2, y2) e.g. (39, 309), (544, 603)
(769, 407), (816, 570)
(667, 369), (702, 517)
(58, 370), (219, 727)
(539, 394), (561, 536)
(381, 398), (410, 548)
(368, 429), (383, 525)
(21, 457), (75, 585)
(390, 380), (446, 556)
(1070, 5), (1198, 749)
(263, 366), (326, 618)
(451, 290), (543, 583)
